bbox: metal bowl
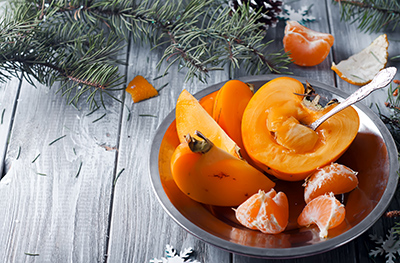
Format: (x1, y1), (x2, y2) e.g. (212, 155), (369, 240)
(149, 75), (399, 258)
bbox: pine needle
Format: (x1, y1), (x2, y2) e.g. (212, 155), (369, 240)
(32, 153), (40, 163)
(48, 135), (67, 146)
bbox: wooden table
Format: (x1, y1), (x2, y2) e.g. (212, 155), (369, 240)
(1, 1), (399, 262)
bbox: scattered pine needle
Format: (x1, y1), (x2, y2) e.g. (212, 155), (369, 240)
(32, 153), (40, 163)
(48, 135), (67, 146)
(114, 168), (125, 186)
(16, 146), (21, 160)
(92, 113), (106, 123)
(75, 162), (83, 178)
(1, 108), (5, 124)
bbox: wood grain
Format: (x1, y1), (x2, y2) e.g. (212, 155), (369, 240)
(0, 75), (20, 177)
(0, 68), (124, 262)
(106, 39), (231, 262)
(0, 0), (399, 262)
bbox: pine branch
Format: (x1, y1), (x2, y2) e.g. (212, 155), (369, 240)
(333, 0), (400, 33)
(380, 84), (400, 152)
(0, 0), (291, 106)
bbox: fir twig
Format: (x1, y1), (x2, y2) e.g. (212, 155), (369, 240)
(380, 83), (400, 152)
(333, 0), (400, 33)
(0, 0), (291, 106)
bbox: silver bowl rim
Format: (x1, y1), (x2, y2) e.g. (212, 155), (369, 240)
(148, 74), (399, 259)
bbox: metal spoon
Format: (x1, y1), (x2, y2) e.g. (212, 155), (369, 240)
(309, 67), (397, 131)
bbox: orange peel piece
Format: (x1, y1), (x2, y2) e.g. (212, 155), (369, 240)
(126, 75), (158, 103)
(331, 34), (388, 86)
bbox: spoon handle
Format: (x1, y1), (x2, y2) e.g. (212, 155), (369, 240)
(309, 67), (397, 131)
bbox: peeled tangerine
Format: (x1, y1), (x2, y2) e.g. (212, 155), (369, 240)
(236, 189), (289, 234)
(304, 163), (359, 203)
(241, 77), (360, 181)
(283, 21), (334, 66)
(297, 193), (345, 238)
(170, 131), (275, 206)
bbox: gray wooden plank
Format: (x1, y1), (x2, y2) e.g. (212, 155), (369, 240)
(326, 2), (400, 263)
(0, 75), (20, 177)
(327, 1), (400, 110)
(257, 0), (335, 86)
(106, 41), (232, 262)
(0, 72), (124, 261)
(233, 243), (358, 263)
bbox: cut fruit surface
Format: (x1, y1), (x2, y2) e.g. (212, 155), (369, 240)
(297, 193), (345, 238)
(241, 77), (360, 181)
(331, 34), (388, 86)
(235, 189), (289, 234)
(283, 21), (334, 67)
(176, 89), (238, 157)
(304, 163), (358, 203)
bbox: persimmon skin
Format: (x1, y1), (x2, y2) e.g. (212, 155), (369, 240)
(170, 139), (275, 207)
(199, 90), (219, 116)
(176, 89), (238, 157)
(242, 77), (359, 181)
(213, 80), (253, 149)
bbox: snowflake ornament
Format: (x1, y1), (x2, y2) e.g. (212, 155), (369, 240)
(369, 228), (400, 263)
(278, 4), (316, 25)
(150, 244), (201, 263)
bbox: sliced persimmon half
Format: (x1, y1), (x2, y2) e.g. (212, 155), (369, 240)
(241, 77), (359, 181)
(176, 89), (238, 157)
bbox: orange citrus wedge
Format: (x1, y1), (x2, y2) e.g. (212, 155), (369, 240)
(235, 189), (289, 234)
(331, 34), (388, 86)
(303, 163), (358, 204)
(283, 21), (334, 67)
(297, 193), (345, 238)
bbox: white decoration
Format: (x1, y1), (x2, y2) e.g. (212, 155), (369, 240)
(150, 244), (201, 263)
(278, 4), (316, 24)
(369, 228), (400, 263)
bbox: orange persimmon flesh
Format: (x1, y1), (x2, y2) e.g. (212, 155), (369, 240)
(304, 163), (358, 203)
(126, 75), (158, 103)
(170, 133), (275, 206)
(176, 89), (238, 157)
(213, 80), (253, 150)
(297, 193), (345, 238)
(241, 77), (359, 181)
(235, 189), (289, 234)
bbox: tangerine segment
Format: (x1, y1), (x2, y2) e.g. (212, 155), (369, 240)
(304, 163), (358, 204)
(235, 189), (289, 234)
(297, 193), (345, 238)
(283, 21), (334, 67)
(176, 90), (238, 157)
